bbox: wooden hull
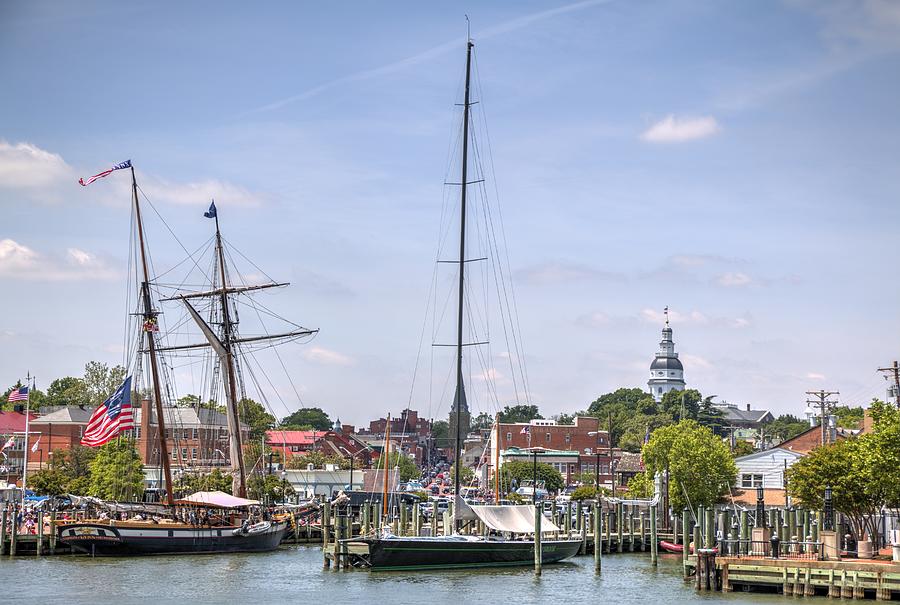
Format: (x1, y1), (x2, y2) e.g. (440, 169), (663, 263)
(57, 521), (288, 556)
(360, 537), (582, 571)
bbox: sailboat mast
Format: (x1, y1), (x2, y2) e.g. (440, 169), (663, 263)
(453, 38), (474, 518)
(213, 216), (248, 498)
(131, 166), (175, 507)
(382, 413), (391, 517)
(494, 412), (500, 503)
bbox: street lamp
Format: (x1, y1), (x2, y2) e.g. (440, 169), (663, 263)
(824, 485), (834, 531)
(756, 485), (766, 528)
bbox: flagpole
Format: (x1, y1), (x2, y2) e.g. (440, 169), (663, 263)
(21, 373), (32, 502)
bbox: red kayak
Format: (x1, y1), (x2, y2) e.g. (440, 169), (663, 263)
(660, 540), (684, 553)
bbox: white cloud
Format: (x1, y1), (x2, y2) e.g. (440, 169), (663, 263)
(640, 115), (721, 143)
(140, 177), (262, 208)
(0, 238), (118, 281)
(715, 272), (753, 287)
(515, 261), (625, 286)
(641, 308), (709, 325)
(301, 346), (354, 366)
(0, 140), (263, 208)
(806, 372), (826, 380)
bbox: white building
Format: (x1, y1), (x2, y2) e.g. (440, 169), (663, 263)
(733, 448), (803, 490)
(648, 314), (686, 402)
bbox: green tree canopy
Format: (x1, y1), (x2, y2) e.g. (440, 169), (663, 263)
(498, 404), (543, 423)
(88, 439), (144, 501)
(83, 361), (126, 407)
(280, 406), (332, 431)
(239, 397), (276, 440)
(470, 412), (493, 431)
(385, 451), (420, 483)
(174, 469), (232, 496)
(500, 460), (565, 492)
(46, 376), (89, 407)
(643, 420), (736, 510)
(431, 420), (450, 449)
(768, 414), (810, 442)
(247, 473), (294, 503)
(625, 471), (654, 499)
(660, 388), (702, 422)
(833, 405), (865, 429)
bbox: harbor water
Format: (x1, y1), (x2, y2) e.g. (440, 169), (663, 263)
(0, 547), (791, 605)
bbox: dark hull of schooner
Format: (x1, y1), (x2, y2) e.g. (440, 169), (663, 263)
(58, 521), (288, 556)
(359, 536), (582, 571)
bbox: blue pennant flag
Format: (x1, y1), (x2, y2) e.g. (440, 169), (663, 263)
(204, 200), (217, 219)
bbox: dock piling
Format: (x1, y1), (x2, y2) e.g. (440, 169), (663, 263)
(594, 501), (602, 572)
(650, 504), (658, 566)
(534, 502), (542, 576)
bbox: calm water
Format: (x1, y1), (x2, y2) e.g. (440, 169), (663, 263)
(0, 547), (790, 605)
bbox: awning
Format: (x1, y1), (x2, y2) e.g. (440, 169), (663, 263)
(175, 490), (260, 508)
(469, 505), (561, 534)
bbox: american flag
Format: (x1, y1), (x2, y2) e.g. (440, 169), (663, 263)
(520, 425), (530, 435)
(78, 159), (132, 186)
(7, 386), (28, 402)
(81, 376), (134, 447)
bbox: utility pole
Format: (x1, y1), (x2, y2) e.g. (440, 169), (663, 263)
(805, 390), (839, 446)
(877, 361), (900, 409)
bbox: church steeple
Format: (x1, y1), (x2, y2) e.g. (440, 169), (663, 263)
(648, 306), (686, 402)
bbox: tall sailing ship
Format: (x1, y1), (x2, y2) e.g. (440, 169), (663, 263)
(355, 38), (581, 571)
(58, 163), (315, 555)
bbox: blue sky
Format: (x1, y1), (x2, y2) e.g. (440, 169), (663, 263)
(1, 1), (898, 426)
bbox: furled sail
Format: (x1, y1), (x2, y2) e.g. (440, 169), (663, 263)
(469, 505), (561, 534)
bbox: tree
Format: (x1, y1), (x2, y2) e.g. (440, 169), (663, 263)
(470, 412), (493, 431)
(1, 382), (46, 411)
(386, 451), (419, 483)
(697, 395), (726, 434)
(247, 473), (294, 503)
(768, 414), (810, 442)
(280, 407), (332, 431)
(731, 440), (755, 458)
(661, 389), (702, 422)
(618, 412), (672, 452)
(83, 361), (126, 407)
(500, 460), (565, 492)
(450, 463), (474, 485)
(625, 472), (654, 499)
(28, 468), (70, 495)
(431, 420), (450, 449)
(88, 439), (145, 501)
(174, 469), (233, 496)
(586, 387), (658, 446)
(498, 404), (543, 423)
(553, 413), (575, 425)
(285, 450), (347, 470)
(789, 400), (900, 538)
(239, 397), (276, 440)
(643, 420), (736, 510)
(833, 405), (865, 429)
(571, 486), (612, 501)
(46, 376), (89, 407)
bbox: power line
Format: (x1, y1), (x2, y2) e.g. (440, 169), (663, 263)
(805, 389), (840, 446)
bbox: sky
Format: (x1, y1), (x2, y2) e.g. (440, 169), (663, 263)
(1, 0), (899, 427)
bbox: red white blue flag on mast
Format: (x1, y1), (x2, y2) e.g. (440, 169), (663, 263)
(81, 376), (134, 447)
(7, 386), (28, 402)
(78, 160), (132, 186)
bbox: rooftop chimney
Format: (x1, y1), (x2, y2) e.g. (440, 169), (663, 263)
(746, 404), (751, 412)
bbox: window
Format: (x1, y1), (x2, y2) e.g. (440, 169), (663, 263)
(134, 427), (141, 439)
(657, 387), (662, 394)
(183, 429), (190, 440)
(545, 432), (551, 443)
(506, 432), (512, 441)
(565, 434), (571, 444)
(741, 474), (763, 488)
(181, 447), (188, 461)
(192, 428), (199, 440)
(171, 449), (178, 460)
(191, 448), (197, 460)
(291, 445), (300, 452)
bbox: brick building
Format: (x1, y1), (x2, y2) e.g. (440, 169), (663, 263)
(360, 409), (431, 440)
(28, 407), (92, 472)
(266, 429), (372, 467)
(0, 410), (38, 481)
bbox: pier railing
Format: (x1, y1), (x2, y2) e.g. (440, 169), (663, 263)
(719, 538), (823, 561)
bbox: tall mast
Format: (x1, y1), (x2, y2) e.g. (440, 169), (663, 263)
(494, 412), (500, 503)
(131, 166), (175, 506)
(213, 215), (248, 498)
(382, 414), (391, 518)
(21, 372), (33, 502)
(453, 37), (474, 525)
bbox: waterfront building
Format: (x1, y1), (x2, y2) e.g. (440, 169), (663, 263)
(28, 406), (92, 473)
(0, 409), (38, 480)
(266, 429), (372, 467)
(648, 315), (686, 402)
(715, 401), (774, 430)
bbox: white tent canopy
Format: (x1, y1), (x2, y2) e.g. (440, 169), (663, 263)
(175, 490), (260, 508)
(470, 505), (561, 534)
